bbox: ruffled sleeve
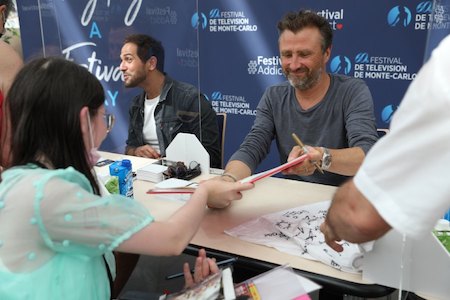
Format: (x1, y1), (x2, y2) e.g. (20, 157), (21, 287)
(36, 167), (153, 256)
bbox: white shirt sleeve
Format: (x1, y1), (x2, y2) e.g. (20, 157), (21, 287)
(354, 35), (450, 239)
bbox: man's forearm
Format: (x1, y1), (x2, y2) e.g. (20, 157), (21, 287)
(222, 160), (252, 181)
(325, 147), (365, 176)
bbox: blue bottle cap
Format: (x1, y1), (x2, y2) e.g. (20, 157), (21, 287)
(122, 159), (132, 169)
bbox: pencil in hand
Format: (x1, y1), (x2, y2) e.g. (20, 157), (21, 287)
(291, 133), (324, 174)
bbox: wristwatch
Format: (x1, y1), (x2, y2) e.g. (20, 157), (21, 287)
(321, 147), (332, 171)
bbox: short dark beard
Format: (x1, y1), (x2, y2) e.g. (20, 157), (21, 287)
(124, 73), (146, 88)
(286, 67), (322, 90)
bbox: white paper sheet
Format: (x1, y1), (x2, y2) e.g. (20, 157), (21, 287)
(225, 200), (373, 274)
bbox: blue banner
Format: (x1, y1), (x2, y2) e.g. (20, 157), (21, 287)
(17, 0), (431, 171)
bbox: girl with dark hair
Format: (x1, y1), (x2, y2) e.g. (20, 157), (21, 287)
(0, 57), (253, 299)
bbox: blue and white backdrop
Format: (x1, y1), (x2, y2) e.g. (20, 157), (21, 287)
(16, 0), (449, 172)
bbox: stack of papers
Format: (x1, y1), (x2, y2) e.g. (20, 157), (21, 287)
(136, 163), (168, 183)
(147, 178), (198, 194)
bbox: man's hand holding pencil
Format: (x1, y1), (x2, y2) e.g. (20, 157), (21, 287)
(282, 133), (324, 176)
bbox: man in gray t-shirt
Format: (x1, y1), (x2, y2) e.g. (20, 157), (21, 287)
(209, 10), (378, 208)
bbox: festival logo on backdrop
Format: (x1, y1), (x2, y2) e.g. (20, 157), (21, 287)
(329, 55), (352, 75)
(317, 8), (345, 30)
(247, 55), (283, 76)
(381, 104), (399, 124)
(209, 91), (256, 116)
(415, 1), (434, 29)
(328, 52), (418, 81)
(387, 5), (412, 27)
(176, 47), (199, 68)
(145, 6), (178, 25)
(191, 12), (207, 29)
(192, 8), (258, 32)
(387, 2), (433, 30)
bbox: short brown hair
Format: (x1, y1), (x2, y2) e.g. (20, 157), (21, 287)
(277, 10), (333, 53)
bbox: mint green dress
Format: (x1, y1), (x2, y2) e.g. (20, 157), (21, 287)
(0, 165), (154, 299)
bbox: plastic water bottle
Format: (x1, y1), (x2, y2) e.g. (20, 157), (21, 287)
(109, 160), (134, 197)
(121, 159), (134, 197)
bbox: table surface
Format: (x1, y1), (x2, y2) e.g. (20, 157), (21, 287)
(96, 151), (394, 297)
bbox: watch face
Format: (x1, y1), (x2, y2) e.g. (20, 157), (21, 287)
(322, 149), (332, 170)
